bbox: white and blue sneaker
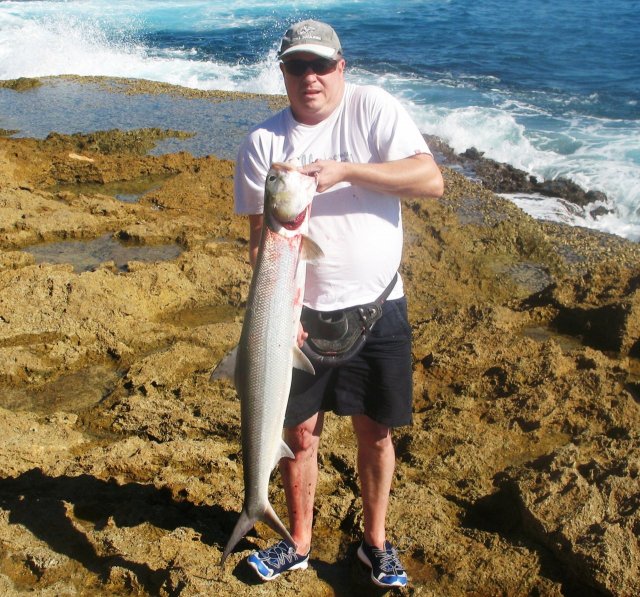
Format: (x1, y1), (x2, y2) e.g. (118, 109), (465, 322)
(357, 540), (408, 588)
(246, 540), (309, 581)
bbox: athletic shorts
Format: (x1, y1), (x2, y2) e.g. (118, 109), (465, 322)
(284, 297), (413, 429)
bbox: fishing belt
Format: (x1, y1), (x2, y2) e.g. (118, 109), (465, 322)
(300, 273), (398, 368)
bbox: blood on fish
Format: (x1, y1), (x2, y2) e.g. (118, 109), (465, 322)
(281, 210), (307, 230)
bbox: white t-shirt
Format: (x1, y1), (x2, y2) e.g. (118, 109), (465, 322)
(234, 82), (431, 311)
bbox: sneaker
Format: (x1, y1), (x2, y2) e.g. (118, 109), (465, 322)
(246, 540), (309, 581)
(357, 540), (408, 588)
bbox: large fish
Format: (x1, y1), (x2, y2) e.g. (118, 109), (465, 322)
(219, 162), (322, 565)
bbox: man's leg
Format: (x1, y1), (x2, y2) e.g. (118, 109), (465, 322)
(246, 411), (323, 581)
(279, 411), (324, 555)
(352, 413), (408, 588)
(351, 413), (395, 548)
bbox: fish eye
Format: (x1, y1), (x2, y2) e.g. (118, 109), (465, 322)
(268, 174), (277, 182)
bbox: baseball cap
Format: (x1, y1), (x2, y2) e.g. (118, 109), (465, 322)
(278, 20), (343, 60)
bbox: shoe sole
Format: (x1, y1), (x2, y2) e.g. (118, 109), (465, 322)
(356, 544), (407, 588)
(248, 557), (308, 582)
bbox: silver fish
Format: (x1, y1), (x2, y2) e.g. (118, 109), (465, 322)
(219, 162), (322, 565)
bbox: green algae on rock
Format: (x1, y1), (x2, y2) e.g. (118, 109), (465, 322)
(0, 77), (42, 92)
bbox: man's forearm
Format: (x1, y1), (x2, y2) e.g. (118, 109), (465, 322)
(248, 213), (263, 268)
(343, 154), (443, 199)
(301, 153), (444, 199)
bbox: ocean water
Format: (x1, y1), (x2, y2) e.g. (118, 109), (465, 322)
(1, 0), (638, 240)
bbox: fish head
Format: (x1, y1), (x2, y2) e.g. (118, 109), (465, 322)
(264, 162), (317, 236)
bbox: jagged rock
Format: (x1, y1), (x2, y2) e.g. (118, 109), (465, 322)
(498, 436), (640, 596)
(425, 134), (612, 211)
(524, 266), (640, 356)
(0, 96), (638, 596)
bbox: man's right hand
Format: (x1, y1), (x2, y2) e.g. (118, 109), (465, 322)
(297, 322), (308, 348)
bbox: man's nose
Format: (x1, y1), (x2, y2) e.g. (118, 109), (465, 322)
(301, 65), (316, 77)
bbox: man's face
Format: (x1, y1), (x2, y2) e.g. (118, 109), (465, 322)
(280, 52), (346, 126)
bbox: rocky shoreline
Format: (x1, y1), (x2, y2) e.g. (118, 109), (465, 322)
(0, 78), (638, 596)
(424, 135), (610, 216)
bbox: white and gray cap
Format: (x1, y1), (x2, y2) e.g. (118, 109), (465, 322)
(278, 20), (343, 60)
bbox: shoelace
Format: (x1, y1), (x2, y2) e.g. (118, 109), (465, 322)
(371, 545), (404, 573)
(261, 542), (297, 566)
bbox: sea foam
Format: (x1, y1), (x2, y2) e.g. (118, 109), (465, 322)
(1, 0), (638, 241)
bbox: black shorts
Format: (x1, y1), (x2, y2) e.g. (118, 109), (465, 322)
(284, 297), (413, 429)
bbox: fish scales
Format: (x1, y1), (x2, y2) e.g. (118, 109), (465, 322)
(219, 162), (321, 566)
(237, 228), (301, 501)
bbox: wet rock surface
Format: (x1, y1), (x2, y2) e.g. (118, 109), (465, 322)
(0, 82), (639, 596)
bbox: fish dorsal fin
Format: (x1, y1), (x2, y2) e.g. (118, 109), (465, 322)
(300, 235), (324, 264)
(292, 344), (315, 374)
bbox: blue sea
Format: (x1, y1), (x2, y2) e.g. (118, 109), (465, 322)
(1, 0), (638, 240)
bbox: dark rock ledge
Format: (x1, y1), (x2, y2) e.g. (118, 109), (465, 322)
(425, 134), (611, 217)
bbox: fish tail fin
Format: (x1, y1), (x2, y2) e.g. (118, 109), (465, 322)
(261, 501), (296, 549)
(220, 508), (257, 567)
(220, 502), (296, 567)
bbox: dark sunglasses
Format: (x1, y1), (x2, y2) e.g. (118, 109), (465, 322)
(281, 58), (338, 77)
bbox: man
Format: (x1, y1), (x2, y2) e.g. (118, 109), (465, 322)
(233, 20), (444, 588)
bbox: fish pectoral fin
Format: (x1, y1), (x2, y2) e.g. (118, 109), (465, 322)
(209, 345), (238, 383)
(292, 344), (315, 374)
(300, 235), (324, 264)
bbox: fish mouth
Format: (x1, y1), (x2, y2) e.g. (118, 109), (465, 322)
(278, 209), (307, 230)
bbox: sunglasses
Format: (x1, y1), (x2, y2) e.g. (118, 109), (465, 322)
(281, 58), (338, 77)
